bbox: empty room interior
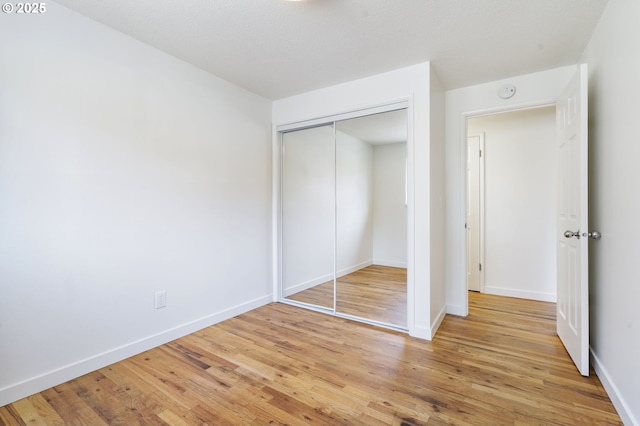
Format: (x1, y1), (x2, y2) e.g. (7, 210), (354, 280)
(1, 0), (638, 424)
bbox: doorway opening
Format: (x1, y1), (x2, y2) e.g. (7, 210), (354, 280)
(460, 65), (589, 376)
(465, 105), (557, 303)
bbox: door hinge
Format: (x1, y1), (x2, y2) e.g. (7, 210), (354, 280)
(479, 149), (482, 157)
(479, 263), (482, 271)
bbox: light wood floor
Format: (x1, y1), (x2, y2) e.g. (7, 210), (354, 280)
(0, 292), (621, 425)
(287, 265), (407, 327)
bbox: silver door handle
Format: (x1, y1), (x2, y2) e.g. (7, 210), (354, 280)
(582, 231), (602, 240)
(564, 230), (580, 239)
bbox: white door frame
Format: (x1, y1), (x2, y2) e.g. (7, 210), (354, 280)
(460, 100), (557, 313)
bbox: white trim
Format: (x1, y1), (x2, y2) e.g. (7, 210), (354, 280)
(337, 260), (373, 278)
(276, 101), (409, 132)
(279, 298), (334, 315)
(482, 285), (557, 303)
(0, 295), (271, 407)
(283, 272), (335, 297)
(272, 125), (281, 303)
(410, 325), (431, 340)
(405, 97), (416, 337)
(591, 348), (638, 426)
(429, 305), (447, 339)
(463, 100), (559, 122)
(333, 122), (338, 313)
(446, 303), (467, 317)
(283, 260), (374, 298)
(335, 312), (408, 333)
(373, 259), (407, 268)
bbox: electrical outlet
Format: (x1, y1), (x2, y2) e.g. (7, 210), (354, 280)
(155, 290), (167, 309)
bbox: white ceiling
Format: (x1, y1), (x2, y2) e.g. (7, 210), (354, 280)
(52, 0), (609, 100)
(337, 109), (407, 146)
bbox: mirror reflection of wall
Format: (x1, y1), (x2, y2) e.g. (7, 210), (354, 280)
(280, 108), (408, 330)
(336, 128), (373, 279)
(281, 124), (335, 310)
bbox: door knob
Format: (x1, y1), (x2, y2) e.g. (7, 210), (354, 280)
(564, 230), (580, 239)
(582, 231), (602, 240)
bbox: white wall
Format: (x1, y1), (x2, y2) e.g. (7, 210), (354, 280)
(273, 62), (436, 339)
(0, 3), (272, 406)
(583, 0), (640, 423)
(372, 143), (407, 267)
(468, 107), (557, 302)
(445, 66), (575, 316)
(337, 132), (374, 274)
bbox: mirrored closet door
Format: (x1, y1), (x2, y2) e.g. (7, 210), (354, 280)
(281, 124), (336, 310)
(335, 111), (408, 328)
(280, 107), (408, 330)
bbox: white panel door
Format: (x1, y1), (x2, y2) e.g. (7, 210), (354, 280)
(556, 64), (589, 376)
(467, 135), (482, 292)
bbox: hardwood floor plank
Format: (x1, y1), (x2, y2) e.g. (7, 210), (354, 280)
(0, 405), (26, 426)
(1, 292), (622, 425)
(40, 383), (110, 426)
(156, 408), (189, 426)
(8, 394), (64, 426)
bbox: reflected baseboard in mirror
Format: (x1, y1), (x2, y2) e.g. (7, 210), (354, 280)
(286, 280), (334, 308)
(287, 265), (407, 328)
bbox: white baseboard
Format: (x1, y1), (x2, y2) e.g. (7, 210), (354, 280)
(409, 306), (446, 341)
(483, 285), (556, 303)
(590, 348), (638, 426)
(337, 260), (373, 278)
(446, 303), (467, 317)
(283, 272), (334, 296)
(283, 260), (374, 297)
(373, 259), (407, 268)
(0, 295), (272, 407)
(430, 305), (447, 339)
(410, 325), (432, 340)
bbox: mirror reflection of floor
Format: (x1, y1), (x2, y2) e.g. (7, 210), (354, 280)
(286, 265), (407, 328)
(286, 280), (334, 309)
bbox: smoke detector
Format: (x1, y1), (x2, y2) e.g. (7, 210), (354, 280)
(498, 84), (516, 99)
